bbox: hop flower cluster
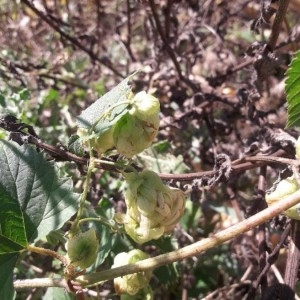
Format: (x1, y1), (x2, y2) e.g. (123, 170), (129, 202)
(112, 249), (152, 296)
(116, 170), (186, 244)
(78, 91), (160, 158)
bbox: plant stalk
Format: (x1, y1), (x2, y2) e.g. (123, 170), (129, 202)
(77, 189), (300, 286)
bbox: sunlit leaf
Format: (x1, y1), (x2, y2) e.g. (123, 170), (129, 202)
(286, 51), (300, 128)
(0, 140), (79, 248)
(76, 73), (136, 135)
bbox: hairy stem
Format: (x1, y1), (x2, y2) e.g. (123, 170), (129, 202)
(78, 217), (118, 231)
(14, 278), (67, 290)
(27, 245), (68, 265)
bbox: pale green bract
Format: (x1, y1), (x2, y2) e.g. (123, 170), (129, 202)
(112, 249), (152, 296)
(116, 170), (186, 243)
(266, 175), (300, 220)
(265, 136), (300, 220)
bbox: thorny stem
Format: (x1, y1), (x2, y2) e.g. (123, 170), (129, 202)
(76, 189), (300, 286)
(159, 150), (299, 181)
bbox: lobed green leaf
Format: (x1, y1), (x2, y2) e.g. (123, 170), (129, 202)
(0, 140), (79, 247)
(0, 254), (18, 300)
(286, 51), (300, 128)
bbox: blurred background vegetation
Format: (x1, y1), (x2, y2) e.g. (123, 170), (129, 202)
(1, 0), (300, 299)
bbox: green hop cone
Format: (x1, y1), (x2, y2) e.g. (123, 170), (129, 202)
(130, 91), (160, 120)
(77, 91), (159, 157)
(118, 170), (186, 243)
(112, 249), (152, 296)
(77, 126), (115, 154)
(66, 227), (99, 269)
(113, 92), (160, 158)
(266, 175), (300, 220)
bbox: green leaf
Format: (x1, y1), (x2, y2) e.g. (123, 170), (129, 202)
(0, 253), (18, 300)
(0, 184), (26, 253)
(286, 51), (300, 128)
(0, 93), (6, 107)
(153, 263), (179, 285)
(87, 222), (115, 272)
(68, 135), (84, 156)
(19, 89), (30, 101)
(43, 287), (75, 300)
(84, 200), (116, 271)
(0, 140), (79, 248)
(76, 73), (136, 135)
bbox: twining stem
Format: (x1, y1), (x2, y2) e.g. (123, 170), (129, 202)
(27, 244), (68, 265)
(77, 189), (300, 286)
(78, 217), (119, 231)
(71, 145), (95, 234)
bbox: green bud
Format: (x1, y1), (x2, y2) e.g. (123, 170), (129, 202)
(66, 227), (98, 269)
(266, 176), (300, 220)
(118, 170), (186, 243)
(112, 249), (152, 296)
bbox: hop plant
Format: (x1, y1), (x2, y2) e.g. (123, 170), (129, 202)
(113, 92), (160, 158)
(112, 249), (152, 296)
(65, 227), (99, 269)
(77, 91), (160, 157)
(116, 170), (186, 243)
(266, 175), (300, 220)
